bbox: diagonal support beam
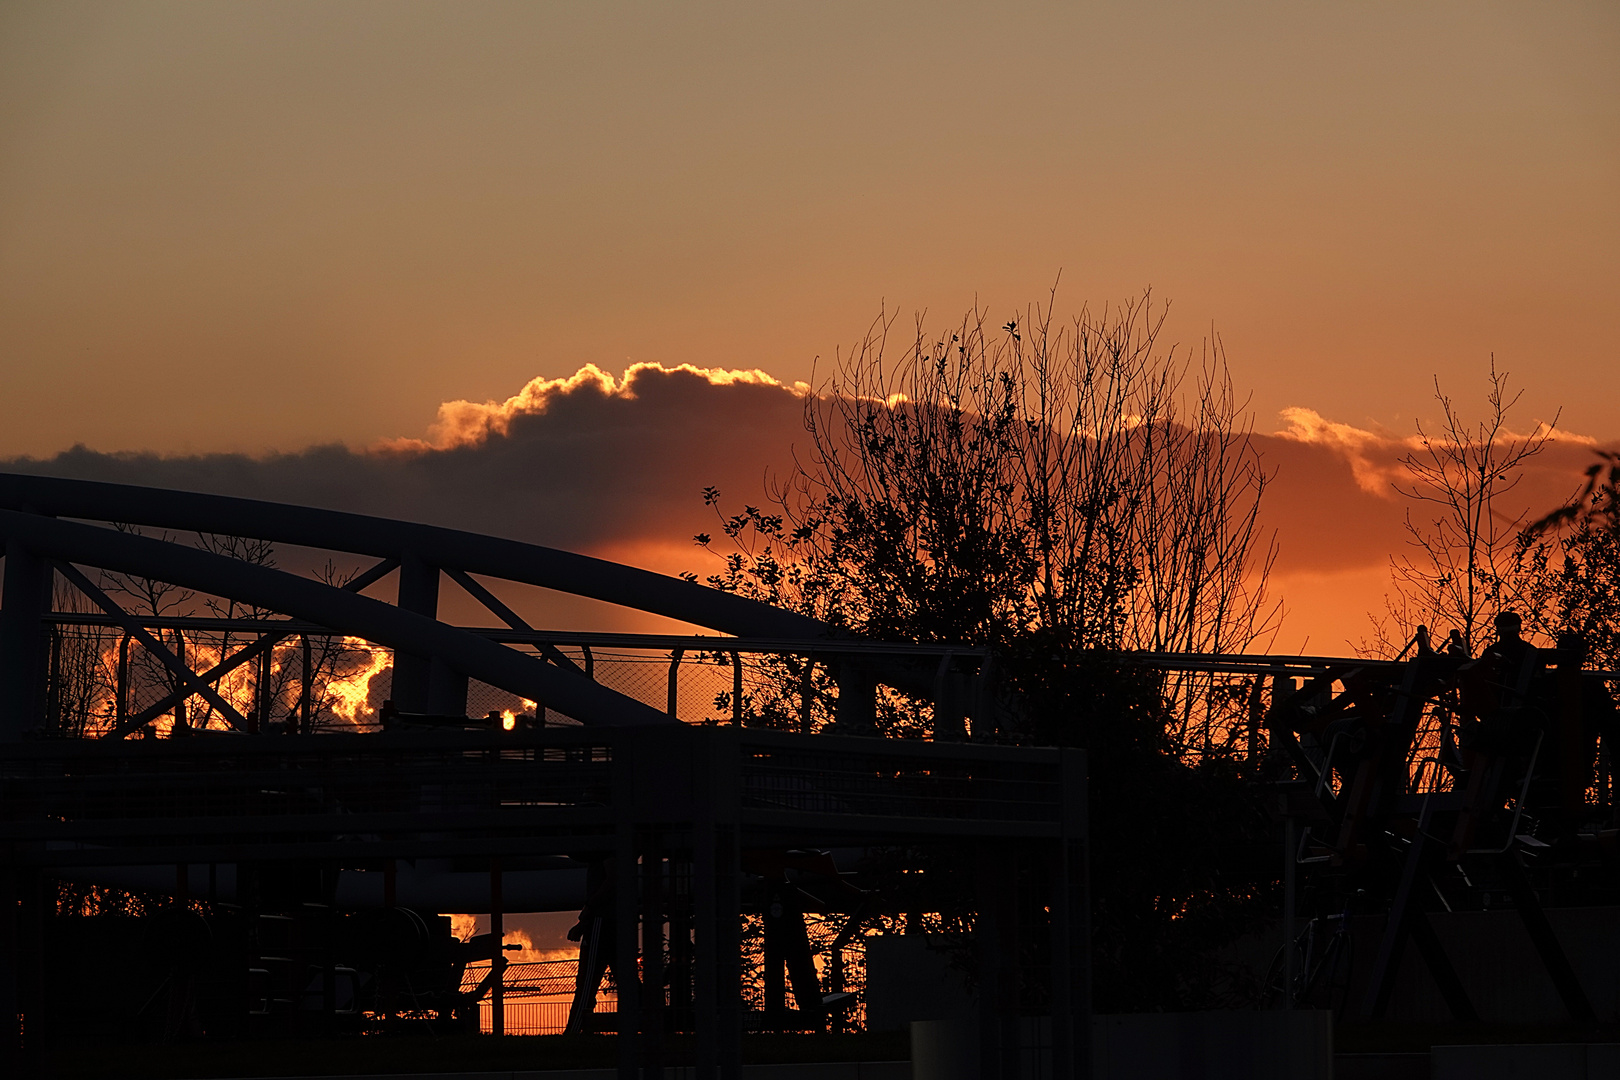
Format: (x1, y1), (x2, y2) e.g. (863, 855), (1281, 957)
(109, 635), (269, 739)
(105, 556), (402, 739)
(340, 556), (402, 595)
(2, 510), (671, 727)
(1407, 903), (1479, 1021)
(445, 567), (581, 674)
(54, 561), (252, 734)
(1500, 851), (1597, 1024)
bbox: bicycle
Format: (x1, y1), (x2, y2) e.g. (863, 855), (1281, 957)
(1258, 891), (1361, 1013)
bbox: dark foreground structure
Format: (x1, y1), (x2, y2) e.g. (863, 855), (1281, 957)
(0, 474), (1090, 1079)
(1251, 625), (1620, 1027)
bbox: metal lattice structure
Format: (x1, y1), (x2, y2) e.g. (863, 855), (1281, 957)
(0, 473), (1090, 1080)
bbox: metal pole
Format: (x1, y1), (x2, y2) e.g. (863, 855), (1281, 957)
(116, 631), (131, 731)
(172, 631), (188, 735)
(1283, 815), (1296, 1009)
(0, 543), (52, 740)
(491, 859), (505, 1036)
(667, 651), (683, 720)
(694, 821), (718, 1080)
(1050, 840), (1074, 1080)
(642, 835), (664, 1080)
(298, 635), (312, 735)
(615, 823), (640, 1080)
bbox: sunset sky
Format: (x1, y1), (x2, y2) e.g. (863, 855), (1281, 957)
(3, 1), (1617, 652)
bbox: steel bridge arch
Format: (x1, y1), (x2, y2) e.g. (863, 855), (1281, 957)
(0, 473), (835, 739)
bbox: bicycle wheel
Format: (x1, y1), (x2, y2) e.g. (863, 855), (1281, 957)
(1300, 932), (1355, 1015)
(1256, 940), (1305, 1009)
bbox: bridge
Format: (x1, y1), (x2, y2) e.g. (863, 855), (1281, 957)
(0, 473), (1090, 1080)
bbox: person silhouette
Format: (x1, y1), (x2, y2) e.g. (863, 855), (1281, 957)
(1482, 610), (1532, 677)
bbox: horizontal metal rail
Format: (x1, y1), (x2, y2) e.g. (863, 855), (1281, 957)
(44, 612), (988, 658)
(0, 728), (1075, 864)
(43, 615), (1620, 678)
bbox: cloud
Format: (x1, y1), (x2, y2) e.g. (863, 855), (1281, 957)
(1272, 407), (1411, 496)
(5, 366), (1613, 645)
(1272, 406), (1598, 500)
(380, 362), (805, 453)
(5, 364), (810, 563)
(1255, 407), (1608, 575)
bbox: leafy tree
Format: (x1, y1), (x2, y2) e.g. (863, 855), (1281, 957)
(1528, 450), (1620, 669)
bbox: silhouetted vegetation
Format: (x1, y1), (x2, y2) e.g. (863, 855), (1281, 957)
(694, 290), (1281, 1009)
(1366, 364), (1620, 671)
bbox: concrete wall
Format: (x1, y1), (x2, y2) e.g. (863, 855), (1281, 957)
(912, 1010), (1334, 1080)
(1225, 906), (1620, 1024)
(864, 935), (974, 1032)
(1384, 907), (1620, 1025)
(1432, 1043), (1620, 1079)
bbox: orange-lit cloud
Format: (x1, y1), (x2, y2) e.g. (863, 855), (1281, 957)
(6, 364), (1614, 653)
(380, 363), (805, 454)
(1272, 407), (1409, 496)
(1254, 408), (1604, 578)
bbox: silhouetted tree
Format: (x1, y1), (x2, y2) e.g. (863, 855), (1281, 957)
(1365, 362), (1559, 657)
(1527, 450), (1620, 670)
(694, 288), (1280, 1009)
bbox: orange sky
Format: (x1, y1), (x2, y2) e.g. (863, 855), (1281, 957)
(2, 1), (1617, 653)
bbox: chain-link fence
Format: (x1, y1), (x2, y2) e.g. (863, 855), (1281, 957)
(460, 958), (616, 1035)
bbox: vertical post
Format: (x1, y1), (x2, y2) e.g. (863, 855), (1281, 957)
(392, 553), (438, 713)
(710, 726), (742, 1080)
(171, 631), (189, 736)
(718, 823), (741, 1080)
(491, 859), (506, 1037)
(1051, 841), (1072, 1080)
(45, 626), (61, 734)
(694, 822), (717, 1080)
(1052, 748), (1090, 1079)
(0, 544), (52, 741)
(1247, 676), (1266, 766)
(0, 864), (20, 1073)
(321, 864), (337, 1034)
(615, 823), (641, 1080)
(382, 858), (396, 1025)
(641, 835), (664, 1080)
(17, 869), (43, 1077)
(249, 643), (267, 734)
(999, 852), (1021, 1080)
(975, 842), (1004, 1080)
(1283, 816), (1296, 1009)
(297, 635), (312, 736)
(798, 658), (815, 734)
(116, 632), (131, 732)
(970, 652), (997, 742)
(833, 662), (876, 736)
(932, 652), (967, 741)
(731, 652), (743, 726)
(763, 882), (784, 1022)
(666, 651), (683, 721)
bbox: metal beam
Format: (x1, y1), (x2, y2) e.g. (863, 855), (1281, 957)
(0, 543), (52, 740)
(54, 561), (253, 733)
(444, 566), (582, 673)
(0, 473), (828, 641)
(104, 557), (401, 738)
(0, 510), (673, 727)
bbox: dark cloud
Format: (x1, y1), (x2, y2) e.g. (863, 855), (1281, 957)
(6, 364), (1611, 602)
(4, 364), (808, 560)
